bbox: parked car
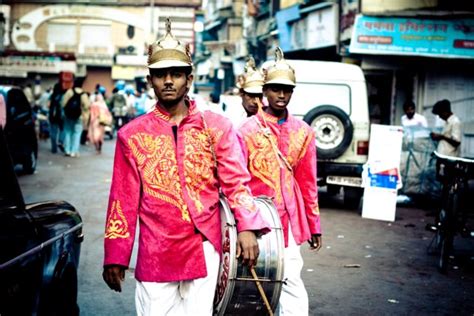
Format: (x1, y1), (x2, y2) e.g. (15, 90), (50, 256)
(286, 60), (370, 208)
(0, 85), (38, 174)
(0, 127), (84, 315)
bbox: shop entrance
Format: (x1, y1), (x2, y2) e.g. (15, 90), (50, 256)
(365, 70), (393, 126)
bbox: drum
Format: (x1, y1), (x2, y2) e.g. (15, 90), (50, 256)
(214, 196), (284, 315)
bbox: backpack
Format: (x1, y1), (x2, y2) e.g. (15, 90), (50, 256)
(49, 93), (63, 124)
(111, 93), (127, 117)
(64, 89), (83, 120)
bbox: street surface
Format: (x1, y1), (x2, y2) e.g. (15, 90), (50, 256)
(17, 137), (474, 315)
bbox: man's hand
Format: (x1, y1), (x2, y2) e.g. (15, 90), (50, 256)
(308, 234), (322, 251)
(103, 265), (127, 292)
(237, 230), (259, 267)
(431, 132), (460, 148)
(430, 132), (442, 141)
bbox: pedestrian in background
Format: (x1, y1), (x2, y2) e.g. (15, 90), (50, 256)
(48, 83), (65, 153)
(90, 83), (106, 103)
(401, 100), (428, 128)
(37, 87), (52, 112)
(238, 47), (322, 316)
(61, 77), (90, 157)
(23, 83), (34, 106)
(430, 99), (462, 157)
(143, 87), (156, 113)
(124, 84), (136, 121)
(0, 93), (6, 129)
(108, 87), (128, 131)
(88, 93), (111, 154)
(133, 87), (147, 117)
(102, 19), (269, 316)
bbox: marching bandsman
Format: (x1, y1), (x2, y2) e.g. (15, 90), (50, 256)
(102, 18), (270, 316)
(236, 56), (265, 119)
(238, 47), (322, 315)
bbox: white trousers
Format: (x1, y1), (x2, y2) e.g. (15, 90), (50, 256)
(276, 226), (309, 316)
(135, 241), (220, 316)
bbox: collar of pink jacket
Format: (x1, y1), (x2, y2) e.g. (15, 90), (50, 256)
(152, 98), (198, 122)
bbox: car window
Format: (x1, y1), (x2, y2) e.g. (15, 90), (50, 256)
(6, 88), (33, 128)
(293, 83), (351, 114)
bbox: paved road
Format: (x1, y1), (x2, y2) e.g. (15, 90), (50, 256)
(17, 137), (474, 315)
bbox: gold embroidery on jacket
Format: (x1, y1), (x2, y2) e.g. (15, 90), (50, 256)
(286, 127), (309, 199)
(153, 107), (170, 121)
(105, 200), (130, 239)
(284, 171), (293, 199)
(245, 130), (282, 203)
(287, 128), (308, 166)
(230, 185), (257, 212)
(313, 204), (320, 215)
(183, 127), (223, 213)
(128, 133), (190, 222)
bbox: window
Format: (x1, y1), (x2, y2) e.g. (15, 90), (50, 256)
(293, 83), (351, 114)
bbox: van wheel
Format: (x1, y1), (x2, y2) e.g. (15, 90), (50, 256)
(303, 105), (353, 160)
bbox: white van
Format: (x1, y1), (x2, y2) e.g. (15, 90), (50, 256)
(286, 60), (370, 207)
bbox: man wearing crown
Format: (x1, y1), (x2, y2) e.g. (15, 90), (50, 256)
(238, 47), (322, 315)
(102, 19), (270, 315)
(237, 56), (265, 119)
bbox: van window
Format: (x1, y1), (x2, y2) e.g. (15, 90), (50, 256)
(293, 83), (351, 114)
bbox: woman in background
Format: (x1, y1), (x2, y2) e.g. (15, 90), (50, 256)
(88, 94), (111, 154)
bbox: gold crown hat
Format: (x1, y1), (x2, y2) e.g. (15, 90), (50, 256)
(236, 56), (264, 94)
(147, 18), (193, 69)
(263, 47), (296, 86)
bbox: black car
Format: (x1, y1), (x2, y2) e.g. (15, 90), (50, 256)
(1, 86), (38, 174)
(0, 127), (83, 315)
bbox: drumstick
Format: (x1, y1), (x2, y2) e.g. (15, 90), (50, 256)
(250, 267), (274, 316)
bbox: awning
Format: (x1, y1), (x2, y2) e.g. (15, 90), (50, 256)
(204, 19), (223, 31)
(349, 15), (474, 59)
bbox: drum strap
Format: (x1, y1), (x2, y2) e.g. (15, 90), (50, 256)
(254, 116), (293, 174)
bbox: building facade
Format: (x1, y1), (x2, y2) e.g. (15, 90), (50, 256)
(198, 0), (474, 156)
(0, 0), (199, 97)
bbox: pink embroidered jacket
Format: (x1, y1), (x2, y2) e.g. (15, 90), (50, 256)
(238, 111), (321, 247)
(103, 100), (270, 282)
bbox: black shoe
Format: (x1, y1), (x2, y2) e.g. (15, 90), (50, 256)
(58, 144), (65, 153)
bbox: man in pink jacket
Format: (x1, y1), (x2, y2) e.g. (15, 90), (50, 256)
(238, 47), (322, 316)
(102, 19), (270, 315)
(237, 56), (264, 118)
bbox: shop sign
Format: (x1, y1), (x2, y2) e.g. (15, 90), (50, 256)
(305, 6), (337, 49)
(76, 54), (114, 66)
(0, 68), (27, 78)
(350, 15), (474, 59)
(361, 0), (437, 13)
(289, 4), (337, 51)
(0, 55), (76, 74)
